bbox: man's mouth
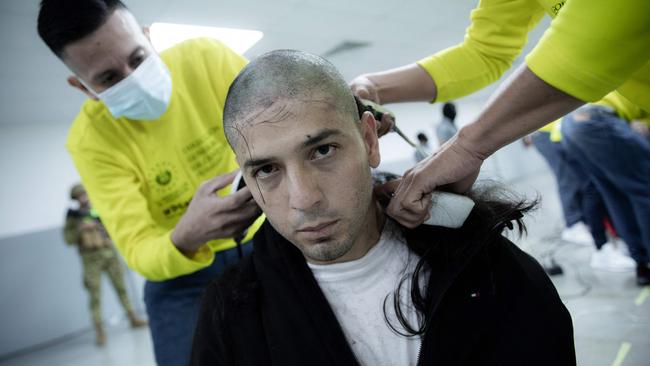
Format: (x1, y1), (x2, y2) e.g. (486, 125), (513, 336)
(296, 220), (339, 239)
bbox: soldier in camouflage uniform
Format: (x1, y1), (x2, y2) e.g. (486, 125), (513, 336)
(64, 184), (147, 346)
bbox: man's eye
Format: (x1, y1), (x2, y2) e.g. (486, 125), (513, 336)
(313, 144), (337, 160)
(130, 54), (145, 69)
(101, 73), (117, 87)
(254, 165), (277, 179)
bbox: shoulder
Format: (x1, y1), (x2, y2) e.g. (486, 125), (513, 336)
(486, 235), (561, 300)
(66, 100), (113, 152)
(203, 254), (259, 312)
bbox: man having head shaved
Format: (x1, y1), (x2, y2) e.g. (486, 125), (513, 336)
(191, 50), (576, 366)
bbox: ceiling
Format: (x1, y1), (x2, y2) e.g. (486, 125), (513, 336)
(0, 0), (550, 127)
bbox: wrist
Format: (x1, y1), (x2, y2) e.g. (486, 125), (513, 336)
(171, 229), (199, 257)
(368, 64), (437, 104)
(457, 123), (490, 161)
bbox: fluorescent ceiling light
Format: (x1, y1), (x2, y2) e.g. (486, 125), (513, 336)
(149, 23), (263, 54)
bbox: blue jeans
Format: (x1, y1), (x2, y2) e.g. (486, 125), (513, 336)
(560, 149), (609, 248)
(531, 131), (583, 226)
(562, 106), (650, 263)
(144, 242), (254, 366)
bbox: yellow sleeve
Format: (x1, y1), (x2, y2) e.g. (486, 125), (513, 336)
(418, 0), (545, 102)
(526, 0), (650, 103)
(69, 146), (214, 281)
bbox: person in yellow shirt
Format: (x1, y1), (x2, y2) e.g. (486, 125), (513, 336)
(350, 0), (649, 284)
(37, 1), (263, 364)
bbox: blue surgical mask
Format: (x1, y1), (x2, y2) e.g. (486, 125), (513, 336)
(86, 54), (172, 120)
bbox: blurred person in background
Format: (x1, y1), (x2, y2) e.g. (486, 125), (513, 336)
(64, 184), (147, 346)
(561, 93), (650, 285)
(435, 102), (458, 146)
(414, 132), (432, 162)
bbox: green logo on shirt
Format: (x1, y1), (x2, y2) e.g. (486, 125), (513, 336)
(156, 170), (172, 186)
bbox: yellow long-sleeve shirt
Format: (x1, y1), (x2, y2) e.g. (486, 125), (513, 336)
(418, 0), (650, 113)
(596, 91), (650, 126)
(66, 38), (264, 281)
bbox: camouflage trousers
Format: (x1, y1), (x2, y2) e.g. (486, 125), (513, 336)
(80, 247), (135, 324)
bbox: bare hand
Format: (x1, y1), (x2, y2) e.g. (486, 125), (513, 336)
(385, 134), (483, 228)
(376, 112), (395, 137)
(171, 171), (262, 254)
(350, 74), (381, 104)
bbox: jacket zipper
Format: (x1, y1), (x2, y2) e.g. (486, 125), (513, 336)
(415, 336), (424, 365)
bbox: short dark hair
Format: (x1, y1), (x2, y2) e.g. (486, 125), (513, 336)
(37, 0), (127, 57)
(442, 102), (457, 122)
(223, 50), (358, 148)
(416, 132), (428, 143)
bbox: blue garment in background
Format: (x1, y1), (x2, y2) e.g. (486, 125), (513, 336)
(562, 106), (650, 264)
(531, 131), (583, 226)
(144, 241), (254, 366)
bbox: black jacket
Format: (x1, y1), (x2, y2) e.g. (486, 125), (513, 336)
(191, 213), (576, 365)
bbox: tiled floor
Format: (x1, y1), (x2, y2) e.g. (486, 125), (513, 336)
(2, 169), (649, 366)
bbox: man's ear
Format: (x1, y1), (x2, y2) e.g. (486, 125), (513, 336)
(67, 76), (98, 100)
(360, 111), (381, 168)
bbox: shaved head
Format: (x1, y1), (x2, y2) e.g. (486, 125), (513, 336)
(221, 49), (383, 265)
(223, 50), (359, 149)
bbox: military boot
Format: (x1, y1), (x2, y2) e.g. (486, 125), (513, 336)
(128, 311), (148, 328)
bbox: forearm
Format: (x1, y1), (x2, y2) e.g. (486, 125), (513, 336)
(364, 63), (437, 104)
(462, 64), (584, 159)
(115, 230), (214, 281)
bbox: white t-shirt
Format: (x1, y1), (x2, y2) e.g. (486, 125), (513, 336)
(308, 220), (427, 366)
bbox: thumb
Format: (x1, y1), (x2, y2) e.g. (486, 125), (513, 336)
(378, 113), (395, 137)
(201, 170), (238, 195)
(354, 86), (371, 100)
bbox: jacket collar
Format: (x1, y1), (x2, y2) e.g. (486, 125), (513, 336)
(251, 213), (491, 365)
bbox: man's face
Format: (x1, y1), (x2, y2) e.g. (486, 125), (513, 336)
(233, 98), (381, 264)
(76, 192), (90, 207)
(62, 8), (153, 93)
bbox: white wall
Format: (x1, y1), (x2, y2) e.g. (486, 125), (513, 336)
(0, 123), (82, 239)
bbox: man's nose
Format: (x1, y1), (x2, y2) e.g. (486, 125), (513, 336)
(287, 169), (323, 212)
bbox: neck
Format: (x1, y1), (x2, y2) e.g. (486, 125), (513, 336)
(330, 200), (386, 264)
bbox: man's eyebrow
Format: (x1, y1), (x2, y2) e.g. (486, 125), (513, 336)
(91, 46), (145, 83)
(241, 129), (342, 170)
(128, 46), (145, 61)
(92, 68), (116, 84)
(300, 129), (342, 150)
(243, 157), (274, 170)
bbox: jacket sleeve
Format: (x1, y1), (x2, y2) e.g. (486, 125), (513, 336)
(190, 282), (233, 365)
(68, 147), (215, 281)
(417, 0), (545, 102)
(526, 0), (650, 103)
